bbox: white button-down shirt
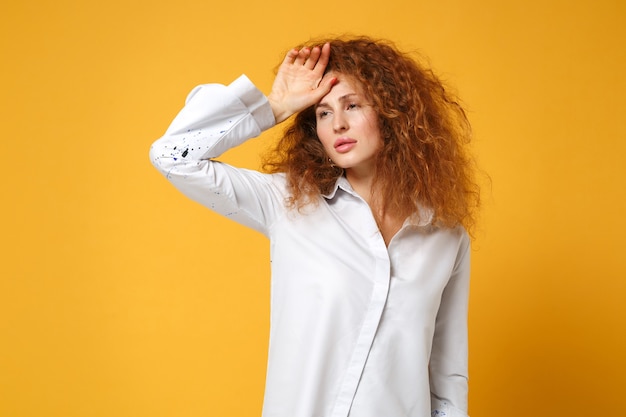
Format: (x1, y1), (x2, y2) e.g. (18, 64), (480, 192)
(150, 75), (471, 417)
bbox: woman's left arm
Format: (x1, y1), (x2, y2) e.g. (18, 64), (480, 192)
(430, 232), (471, 417)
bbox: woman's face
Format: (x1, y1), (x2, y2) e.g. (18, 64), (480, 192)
(315, 73), (383, 177)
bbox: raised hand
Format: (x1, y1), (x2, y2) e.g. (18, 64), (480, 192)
(268, 43), (336, 123)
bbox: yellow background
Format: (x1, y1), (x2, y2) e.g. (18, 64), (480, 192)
(2, 0), (625, 416)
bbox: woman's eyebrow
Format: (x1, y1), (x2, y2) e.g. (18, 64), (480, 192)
(316, 93), (359, 109)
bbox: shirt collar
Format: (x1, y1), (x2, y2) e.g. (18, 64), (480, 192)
(322, 176), (355, 200)
(322, 176), (434, 227)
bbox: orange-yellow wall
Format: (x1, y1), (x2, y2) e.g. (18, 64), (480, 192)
(2, 0), (625, 416)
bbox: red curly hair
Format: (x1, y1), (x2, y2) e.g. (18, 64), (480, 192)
(264, 35), (480, 234)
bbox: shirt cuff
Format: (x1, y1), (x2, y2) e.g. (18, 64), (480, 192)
(229, 74), (276, 132)
(431, 399), (469, 417)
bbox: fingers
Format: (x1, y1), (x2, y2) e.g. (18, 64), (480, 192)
(283, 43), (331, 71)
(305, 48), (318, 69)
(283, 48), (299, 64)
(318, 73), (338, 93)
(294, 48), (310, 66)
(314, 43), (331, 71)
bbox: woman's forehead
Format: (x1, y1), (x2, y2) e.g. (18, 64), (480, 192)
(320, 73), (368, 102)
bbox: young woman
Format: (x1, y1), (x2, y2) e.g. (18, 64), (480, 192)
(150, 36), (479, 417)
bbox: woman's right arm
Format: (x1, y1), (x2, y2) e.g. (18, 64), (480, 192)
(150, 44), (335, 234)
(150, 75), (282, 235)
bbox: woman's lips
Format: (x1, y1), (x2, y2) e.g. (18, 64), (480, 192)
(334, 138), (357, 153)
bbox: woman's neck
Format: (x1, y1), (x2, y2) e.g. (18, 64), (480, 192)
(346, 169), (403, 246)
(345, 169), (375, 204)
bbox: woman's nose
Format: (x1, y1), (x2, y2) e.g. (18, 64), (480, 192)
(333, 112), (348, 132)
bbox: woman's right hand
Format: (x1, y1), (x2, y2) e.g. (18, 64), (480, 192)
(268, 43), (337, 124)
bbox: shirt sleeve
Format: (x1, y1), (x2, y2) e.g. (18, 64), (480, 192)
(149, 75), (284, 236)
(429, 231), (471, 417)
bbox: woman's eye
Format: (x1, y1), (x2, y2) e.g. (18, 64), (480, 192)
(347, 103), (358, 110)
(317, 111), (330, 119)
